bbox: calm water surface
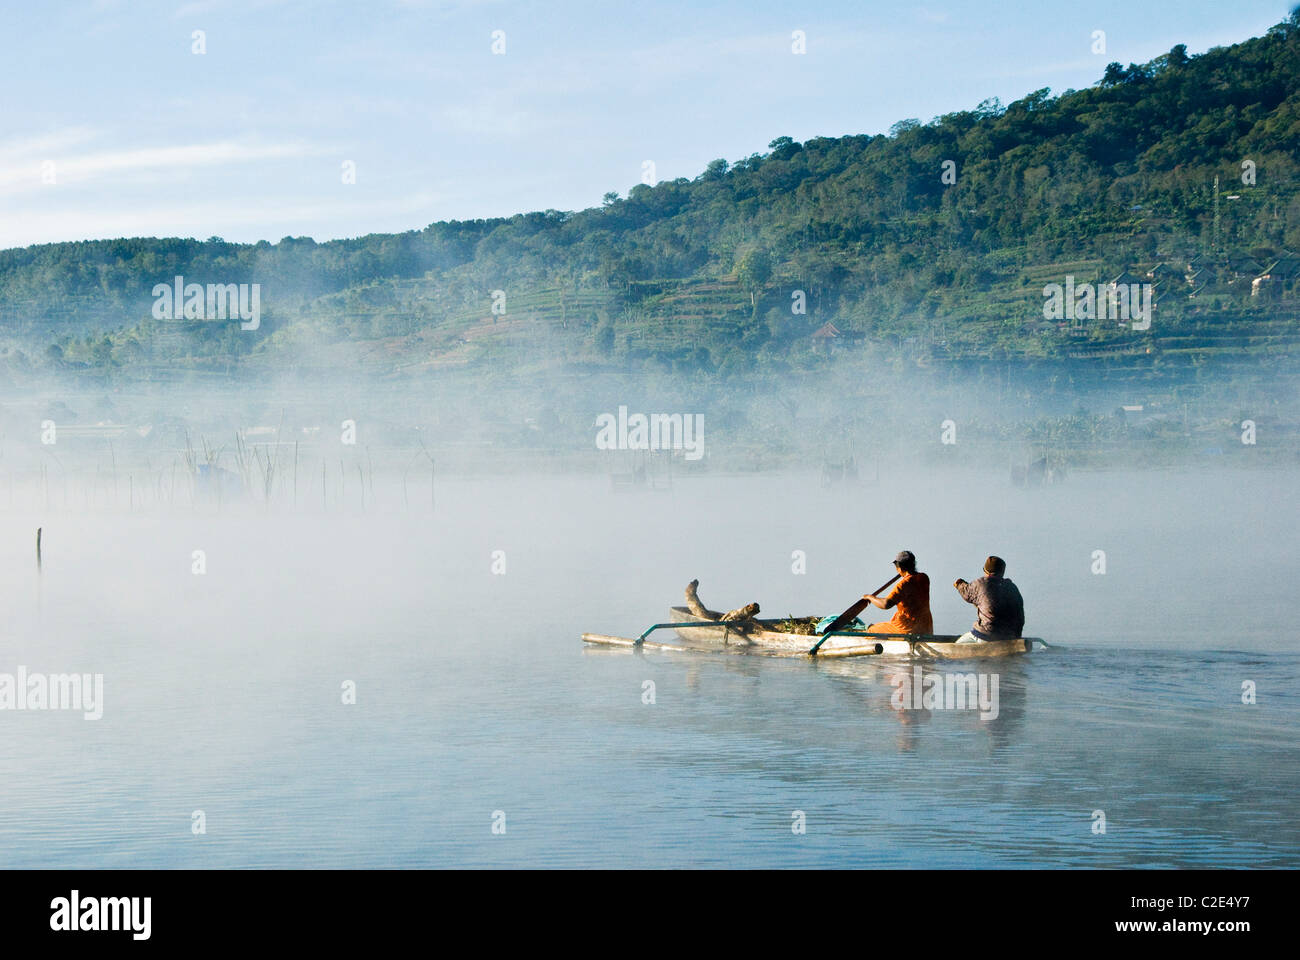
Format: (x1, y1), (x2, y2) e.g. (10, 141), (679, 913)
(1, 468), (1295, 867)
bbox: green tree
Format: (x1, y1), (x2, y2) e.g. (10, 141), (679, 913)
(736, 248), (772, 307)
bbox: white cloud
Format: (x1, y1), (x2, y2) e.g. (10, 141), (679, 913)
(0, 137), (327, 195)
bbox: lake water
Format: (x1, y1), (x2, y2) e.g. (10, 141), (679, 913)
(1, 467), (1296, 867)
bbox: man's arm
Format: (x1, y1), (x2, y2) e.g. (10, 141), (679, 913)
(954, 578), (974, 602)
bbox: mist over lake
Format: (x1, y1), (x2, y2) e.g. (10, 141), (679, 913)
(0, 463), (1293, 868)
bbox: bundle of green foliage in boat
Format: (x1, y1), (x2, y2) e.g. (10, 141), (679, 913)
(771, 616), (821, 636)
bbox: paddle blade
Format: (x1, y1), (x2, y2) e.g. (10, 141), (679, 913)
(820, 598), (870, 635)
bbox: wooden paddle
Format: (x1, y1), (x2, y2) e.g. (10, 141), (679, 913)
(809, 573), (901, 654)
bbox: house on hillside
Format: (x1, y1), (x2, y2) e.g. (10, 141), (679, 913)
(1147, 262), (1184, 283)
(1109, 271), (1145, 288)
(1252, 252), (1300, 297)
(1188, 267), (1219, 297)
(1224, 254), (1264, 280)
(810, 321), (841, 353)
(1106, 271), (1151, 316)
(1147, 262), (1185, 300)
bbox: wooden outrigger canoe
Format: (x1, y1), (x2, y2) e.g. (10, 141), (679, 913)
(582, 606), (1040, 660)
(667, 607), (1034, 658)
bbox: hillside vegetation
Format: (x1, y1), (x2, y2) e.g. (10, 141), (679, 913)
(3, 12), (1300, 392)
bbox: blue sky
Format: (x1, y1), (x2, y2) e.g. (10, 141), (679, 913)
(0, 0), (1290, 249)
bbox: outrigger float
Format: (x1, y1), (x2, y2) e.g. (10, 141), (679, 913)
(582, 581), (1044, 660)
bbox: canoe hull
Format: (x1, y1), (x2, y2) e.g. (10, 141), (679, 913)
(665, 608), (1031, 659)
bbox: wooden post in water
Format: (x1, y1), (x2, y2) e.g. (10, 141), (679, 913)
(35, 525), (43, 619)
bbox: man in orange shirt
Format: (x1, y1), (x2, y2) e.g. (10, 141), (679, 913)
(862, 550), (934, 635)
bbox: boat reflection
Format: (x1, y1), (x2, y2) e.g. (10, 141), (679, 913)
(817, 657), (1029, 752)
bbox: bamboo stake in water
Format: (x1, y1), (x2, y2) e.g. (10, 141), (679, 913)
(417, 440), (435, 513)
(35, 526), (43, 620)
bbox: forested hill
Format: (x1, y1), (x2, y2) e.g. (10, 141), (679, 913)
(4, 12), (1300, 383)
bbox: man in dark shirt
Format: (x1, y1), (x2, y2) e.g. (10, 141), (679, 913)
(953, 555), (1025, 641)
